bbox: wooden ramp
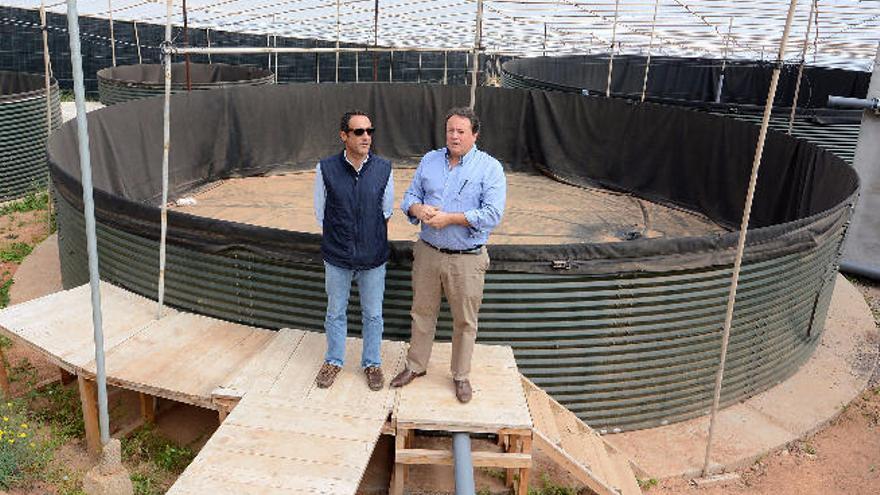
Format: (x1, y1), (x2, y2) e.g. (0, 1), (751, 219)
(170, 331), (406, 494)
(523, 377), (642, 495)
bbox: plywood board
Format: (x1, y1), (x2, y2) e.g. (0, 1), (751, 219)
(214, 328), (306, 399)
(90, 312), (274, 408)
(0, 283), (170, 372)
(394, 343), (532, 433)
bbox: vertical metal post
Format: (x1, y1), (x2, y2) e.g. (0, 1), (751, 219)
(788, 0), (817, 134)
(543, 23), (547, 57)
(273, 35), (278, 83)
(606, 0), (620, 98)
(443, 50), (448, 85)
(317, 43), (321, 83)
(701, 0), (801, 477)
(335, 0), (341, 83)
(355, 51), (359, 82)
(267, 34), (272, 70)
(640, 0), (660, 102)
(183, 0), (191, 91)
(134, 21), (142, 64)
(373, 0), (379, 81)
(389, 50), (393, 82)
(206, 27), (211, 64)
(40, 1), (54, 235)
(716, 18), (734, 103)
(107, 0), (116, 66)
(66, 0), (111, 447)
(469, 0), (483, 109)
(418, 52), (422, 83)
(157, 0), (173, 319)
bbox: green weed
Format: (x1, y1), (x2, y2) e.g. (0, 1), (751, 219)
(123, 425), (194, 474)
(638, 477), (659, 490)
(527, 472), (579, 495)
(0, 243), (33, 264)
(0, 191), (49, 216)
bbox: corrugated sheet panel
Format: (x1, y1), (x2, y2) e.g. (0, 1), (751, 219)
(56, 193), (847, 431)
(0, 78), (61, 202)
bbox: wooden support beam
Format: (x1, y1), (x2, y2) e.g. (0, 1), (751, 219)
(59, 368), (76, 386)
(390, 429), (407, 495)
(139, 392), (156, 424)
(77, 375), (101, 457)
(518, 434), (533, 495)
(396, 448), (532, 468)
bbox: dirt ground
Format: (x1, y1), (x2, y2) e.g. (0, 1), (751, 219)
(647, 278), (880, 495)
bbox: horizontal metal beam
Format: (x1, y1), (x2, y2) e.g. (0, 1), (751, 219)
(169, 46), (477, 56)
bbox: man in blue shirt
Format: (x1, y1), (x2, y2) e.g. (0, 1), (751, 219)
(390, 107), (507, 403)
(314, 110), (394, 391)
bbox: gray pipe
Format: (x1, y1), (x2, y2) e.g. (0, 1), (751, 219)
(840, 260), (880, 281)
(828, 95), (880, 112)
(452, 433), (475, 495)
(65, 0), (111, 446)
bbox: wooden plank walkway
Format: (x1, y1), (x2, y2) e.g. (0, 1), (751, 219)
(0, 283), (642, 494)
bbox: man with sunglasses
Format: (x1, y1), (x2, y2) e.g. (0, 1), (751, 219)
(391, 107), (507, 403)
(313, 110), (393, 391)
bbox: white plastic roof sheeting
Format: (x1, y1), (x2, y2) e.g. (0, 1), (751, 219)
(9, 0), (880, 69)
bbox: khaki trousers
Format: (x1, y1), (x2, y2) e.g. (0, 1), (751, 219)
(406, 240), (490, 380)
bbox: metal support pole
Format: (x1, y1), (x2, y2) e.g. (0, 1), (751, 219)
(606, 0), (620, 98)
(543, 22), (547, 57)
(418, 52), (422, 83)
(183, 0), (191, 91)
(452, 433), (476, 495)
(107, 0), (116, 66)
(134, 21), (142, 64)
(788, 0), (817, 134)
(389, 51), (393, 82)
(335, 0), (340, 83)
(267, 34), (272, 70)
(701, 0), (801, 477)
(40, 1), (54, 235)
(443, 51), (448, 85)
(206, 27), (211, 64)
(641, 0), (660, 102)
(157, 0), (173, 320)
(355, 51), (359, 82)
(273, 35), (278, 83)
(373, 0), (379, 81)
(470, 0), (483, 109)
(716, 18), (734, 103)
(65, 0), (110, 447)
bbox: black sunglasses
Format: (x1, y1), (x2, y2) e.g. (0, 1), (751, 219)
(346, 127), (376, 136)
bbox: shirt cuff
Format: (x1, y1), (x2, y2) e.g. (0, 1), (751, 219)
(463, 210), (482, 235)
(401, 199), (420, 225)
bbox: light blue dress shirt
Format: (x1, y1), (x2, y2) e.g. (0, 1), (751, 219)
(314, 152), (394, 228)
(401, 145), (506, 250)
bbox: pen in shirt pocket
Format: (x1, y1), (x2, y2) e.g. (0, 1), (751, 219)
(457, 180), (469, 196)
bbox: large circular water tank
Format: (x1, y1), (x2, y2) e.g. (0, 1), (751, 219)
(48, 83), (858, 431)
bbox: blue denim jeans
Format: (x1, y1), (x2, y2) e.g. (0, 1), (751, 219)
(323, 261), (386, 368)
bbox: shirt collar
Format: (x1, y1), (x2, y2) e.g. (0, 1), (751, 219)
(445, 145), (478, 167)
(343, 149), (370, 171)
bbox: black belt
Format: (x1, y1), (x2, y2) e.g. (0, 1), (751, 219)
(422, 240), (483, 255)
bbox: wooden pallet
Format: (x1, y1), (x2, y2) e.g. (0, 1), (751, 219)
(392, 343), (534, 494)
(522, 377), (642, 495)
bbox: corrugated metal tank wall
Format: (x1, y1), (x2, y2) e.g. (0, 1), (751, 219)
(0, 71), (61, 202)
(55, 192), (849, 431)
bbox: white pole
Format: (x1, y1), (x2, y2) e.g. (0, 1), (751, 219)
(336, 0), (341, 83)
(788, 0), (817, 134)
(134, 21), (142, 64)
(267, 33), (271, 69)
(606, 0), (620, 98)
(157, 0), (173, 319)
(716, 18), (734, 103)
(66, 0), (111, 446)
(640, 0), (660, 102)
(469, 0), (483, 108)
(274, 35), (278, 83)
(40, 1), (54, 235)
(444, 50), (448, 85)
(418, 52), (422, 83)
(206, 27), (211, 64)
(701, 0), (801, 477)
(107, 0), (116, 66)
(355, 51), (359, 82)
(389, 50), (393, 82)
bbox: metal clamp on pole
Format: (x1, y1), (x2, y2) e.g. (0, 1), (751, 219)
(827, 95), (880, 115)
(160, 40), (174, 57)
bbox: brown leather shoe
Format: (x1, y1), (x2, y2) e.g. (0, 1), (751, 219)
(390, 368), (426, 388)
(454, 379), (472, 403)
(364, 366), (384, 391)
(315, 362), (341, 389)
